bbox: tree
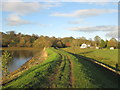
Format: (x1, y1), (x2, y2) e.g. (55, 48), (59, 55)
(80, 37), (86, 40)
(0, 32), (2, 47)
(94, 36), (101, 46)
(6, 31), (16, 35)
(2, 51), (12, 76)
(50, 37), (58, 48)
(100, 39), (106, 49)
(71, 39), (79, 47)
(26, 41), (32, 47)
(30, 34), (39, 44)
(61, 37), (74, 47)
(33, 36), (52, 48)
(18, 37), (26, 47)
(56, 40), (64, 48)
(2, 34), (11, 47)
(9, 40), (18, 47)
(6, 31), (16, 40)
(107, 38), (118, 48)
(118, 42), (120, 49)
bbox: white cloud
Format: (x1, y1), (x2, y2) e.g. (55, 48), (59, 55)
(2, 1), (41, 26)
(69, 25), (117, 32)
(51, 9), (117, 18)
(68, 19), (84, 24)
(1, 0), (21, 2)
(42, 2), (61, 10)
(2, 2), (42, 16)
(68, 21), (82, 24)
(3, 0), (118, 2)
(2, 0), (61, 15)
(64, 0), (119, 2)
(38, 24), (52, 27)
(7, 14), (52, 26)
(2, 0), (61, 26)
(7, 14), (31, 26)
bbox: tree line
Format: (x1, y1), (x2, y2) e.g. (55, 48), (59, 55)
(0, 31), (119, 49)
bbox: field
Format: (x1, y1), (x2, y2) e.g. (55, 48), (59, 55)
(63, 47), (119, 69)
(3, 48), (119, 88)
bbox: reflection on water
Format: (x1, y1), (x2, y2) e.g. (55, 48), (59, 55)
(4, 50), (40, 72)
(0, 50), (2, 56)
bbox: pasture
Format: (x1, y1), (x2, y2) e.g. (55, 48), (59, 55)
(63, 47), (119, 69)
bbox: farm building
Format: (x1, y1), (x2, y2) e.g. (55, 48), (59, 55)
(96, 47), (99, 49)
(110, 47), (114, 50)
(80, 43), (89, 48)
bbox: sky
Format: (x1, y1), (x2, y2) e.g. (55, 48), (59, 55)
(1, 0), (119, 40)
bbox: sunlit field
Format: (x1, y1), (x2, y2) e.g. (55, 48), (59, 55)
(3, 48), (119, 88)
(63, 47), (119, 69)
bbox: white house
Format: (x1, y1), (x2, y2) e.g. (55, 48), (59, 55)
(80, 43), (87, 48)
(96, 47), (99, 49)
(110, 47), (114, 50)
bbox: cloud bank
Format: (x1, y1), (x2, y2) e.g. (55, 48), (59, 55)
(2, 0), (61, 26)
(68, 19), (84, 24)
(69, 25), (118, 38)
(2, 2), (41, 16)
(51, 9), (117, 18)
(69, 25), (117, 31)
(7, 14), (31, 26)
(2, 0), (119, 2)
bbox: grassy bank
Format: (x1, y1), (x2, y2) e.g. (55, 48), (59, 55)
(63, 47), (119, 69)
(2, 48), (46, 85)
(3, 48), (61, 88)
(3, 48), (119, 88)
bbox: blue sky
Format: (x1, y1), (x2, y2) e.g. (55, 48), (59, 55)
(1, 1), (118, 40)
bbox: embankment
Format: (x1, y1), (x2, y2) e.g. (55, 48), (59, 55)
(2, 48), (48, 85)
(2, 48), (119, 88)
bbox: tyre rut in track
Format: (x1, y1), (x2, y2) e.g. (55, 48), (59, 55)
(48, 53), (63, 88)
(48, 51), (74, 88)
(67, 56), (74, 88)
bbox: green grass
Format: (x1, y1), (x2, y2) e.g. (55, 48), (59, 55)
(3, 48), (61, 88)
(46, 49), (71, 88)
(62, 47), (118, 88)
(3, 47), (119, 88)
(63, 47), (118, 69)
(56, 49), (98, 88)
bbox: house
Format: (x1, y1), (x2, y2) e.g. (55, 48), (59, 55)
(96, 47), (99, 49)
(87, 44), (91, 47)
(80, 43), (87, 48)
(110, 47), (114, 50)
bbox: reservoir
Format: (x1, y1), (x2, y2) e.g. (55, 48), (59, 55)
(3, 49), (40, 72)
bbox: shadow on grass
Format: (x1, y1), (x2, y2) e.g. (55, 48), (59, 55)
(79, 51), (95, 54)
(66, 51), (120, 88)
(78, 55), (119, 72)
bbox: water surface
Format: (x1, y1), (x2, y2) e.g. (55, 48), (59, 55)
(4, 50), (40, 72)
